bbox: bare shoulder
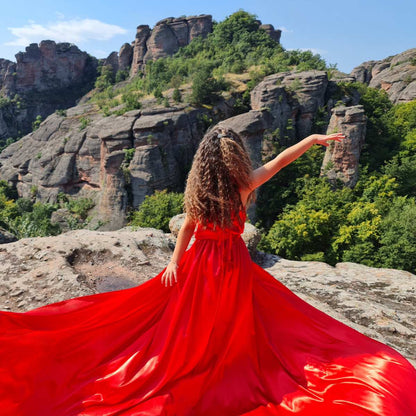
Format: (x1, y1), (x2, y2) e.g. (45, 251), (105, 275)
(183, 213), (197, 228)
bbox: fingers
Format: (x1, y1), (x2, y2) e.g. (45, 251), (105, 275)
(160, 269), (178, 286)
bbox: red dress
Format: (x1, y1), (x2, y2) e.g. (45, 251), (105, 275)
(0, 210), (415, 415)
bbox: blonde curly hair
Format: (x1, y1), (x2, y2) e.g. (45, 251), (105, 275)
(184, 126), (253, 228)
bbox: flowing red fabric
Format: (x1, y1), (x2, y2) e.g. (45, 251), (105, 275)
(1, 210), (416, 415)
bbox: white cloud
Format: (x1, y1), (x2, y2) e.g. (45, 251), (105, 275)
(6, 18), (127, 47)
(277, 26), (293, 33)
(55, 12), (65, 20)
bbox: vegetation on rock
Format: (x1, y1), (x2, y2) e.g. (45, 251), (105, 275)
(129, 190), (184, 232)
(90, 11), (328, 114)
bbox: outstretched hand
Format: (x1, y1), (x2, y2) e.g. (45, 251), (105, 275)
(161, 261), (179, 286)
(313, 133), (346, 147)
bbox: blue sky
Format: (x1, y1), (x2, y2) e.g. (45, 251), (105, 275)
(0, 0), (415, 74)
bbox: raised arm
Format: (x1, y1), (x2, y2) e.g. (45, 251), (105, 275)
(248, 133), (346, 191)
(161, 214), (196, 286)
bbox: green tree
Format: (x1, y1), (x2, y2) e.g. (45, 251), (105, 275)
(129, 190), (184, 232)
(377, 196), (416, 273)
(95, 65), (115, 90)
(172, 88), (182, 103)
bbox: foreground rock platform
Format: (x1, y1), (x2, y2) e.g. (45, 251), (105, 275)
(0, 228), (414, 367)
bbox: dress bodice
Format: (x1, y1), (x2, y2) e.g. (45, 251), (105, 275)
(194, 210), (246, 241)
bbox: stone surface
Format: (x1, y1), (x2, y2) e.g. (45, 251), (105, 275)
(0, 227), (17, 244)
(320, 105), (367, 187)
(260, 252), (416, 367)
(128, 14), (281, 76)
(0, 229), (414, 368)
(0, 97), (235, 229)
(259, 24), (281, 43)
(0, 41), (98, 140)
(118, 43), (133, 71)
(250, 70), (328, 143)
(130, 15), (212, 75)
(103, 51), (119, 74)
(130, 25), (151, 76)
(351, 48), (416, 103)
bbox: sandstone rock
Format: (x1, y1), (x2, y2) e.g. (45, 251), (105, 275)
(14, 41), (96, 94)
(259, 24), (281, 43)
(118, 43), (133, 71)
(320, 105), (367, 187)
(103, 51), (119, 74)
(144, 21), (180, 62)
(0, 230), (414, 367)
(0, 96), (235, 229)
(0, 228), (173, 311)
(137, 15), (212, 72)
(0, 227), (17, 244)
(130, 25), (151, 76)
(50, 208), (73, 233)
(187, 15), (213, 41)
(128, 14), (280, 76)
(251, 71), (328, 143)
(0, 40), (98, 140)
(350, 48), (416, 103)
(261, 253), (416, 366)
(0, 59), (16, 96)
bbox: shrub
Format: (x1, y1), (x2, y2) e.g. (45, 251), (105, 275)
(115, 69), (129, 83)
(172, 88), (182, 103)
(11, 203), (60, 238)
(129, 190), (184, 232)
(32, 115), (42, 131)
(376, 196), (416, 273)
(79, 117), (91, 130)
(95, 65), (115, 90)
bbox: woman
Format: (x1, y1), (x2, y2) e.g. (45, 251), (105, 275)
(0, 127), (415, 415)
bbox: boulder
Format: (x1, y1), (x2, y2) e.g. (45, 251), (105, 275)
(320, 105), (367, 187)
(0, 227), (17, 244)
(259, 24), (281, 43)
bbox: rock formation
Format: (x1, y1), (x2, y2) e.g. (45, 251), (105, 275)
(250, 70), (329, 141)
(0, 69), (369, 228)
(320, 105), (367, 187)
(125, 15), (281, 76)
(0, 41), (98, 139)
(0, 95), (236, 229)
(118, 43), (133, 71)
(351, 48), (416, 103)
(0, 228), (414, 367)
(130, 15), (213, 76)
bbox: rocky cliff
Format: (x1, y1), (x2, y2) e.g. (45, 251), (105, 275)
(0, 226), (414, 367)
(0, 69), (366, 228)
(0, 41), (97, 140)
(101, 15), (281, 77)
(351, 48), (416, 103)
(0, 94), (236, 229)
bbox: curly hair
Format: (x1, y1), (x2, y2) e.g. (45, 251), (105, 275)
(184, 126), (253, 228)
